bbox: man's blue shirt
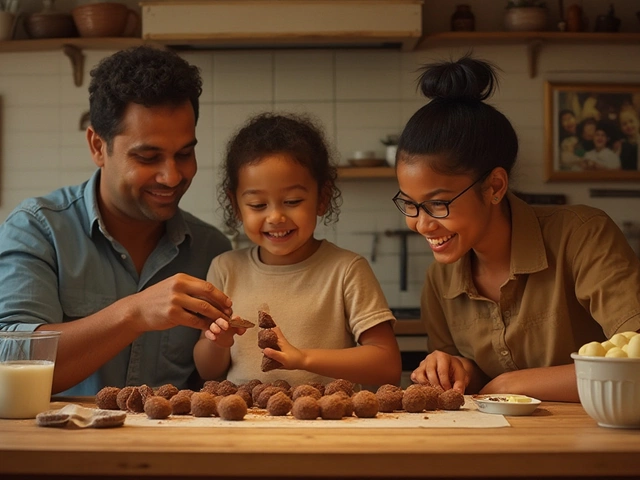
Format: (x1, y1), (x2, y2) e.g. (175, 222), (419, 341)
(0, 170), (230, 395)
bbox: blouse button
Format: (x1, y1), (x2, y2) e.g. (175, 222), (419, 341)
(501, 350), (509, 356)
(121, 254), (126, 259)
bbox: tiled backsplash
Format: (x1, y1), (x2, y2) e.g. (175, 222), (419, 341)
(1, 43), (640, 307)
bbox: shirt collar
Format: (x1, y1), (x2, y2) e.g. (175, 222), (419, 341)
(85, 169), (191, 247)
(445, 190), (548, 298)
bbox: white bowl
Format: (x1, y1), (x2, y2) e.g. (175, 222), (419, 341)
(571, 353), (640, 429)
(472, 394), (540, 416)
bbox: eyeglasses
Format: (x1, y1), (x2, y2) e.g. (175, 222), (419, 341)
(392, 171), (491, 219)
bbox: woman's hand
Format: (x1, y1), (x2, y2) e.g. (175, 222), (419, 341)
(203, 315), (247, 348)
(410, 350), (470, 394)
(262, 326), (306, 370)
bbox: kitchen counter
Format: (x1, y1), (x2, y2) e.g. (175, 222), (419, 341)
(1, 397), (639, 479)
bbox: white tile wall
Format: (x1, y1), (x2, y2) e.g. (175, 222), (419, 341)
(2, 31), (640, 309)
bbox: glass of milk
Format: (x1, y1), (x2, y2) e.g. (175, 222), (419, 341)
(0, 331), (61, 419)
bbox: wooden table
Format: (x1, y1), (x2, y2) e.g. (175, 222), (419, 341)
(0, 397), (639, 480)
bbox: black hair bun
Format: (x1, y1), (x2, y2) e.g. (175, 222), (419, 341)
(417, 54), (498, 102)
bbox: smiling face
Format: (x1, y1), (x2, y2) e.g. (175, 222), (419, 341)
(89, 101), (197, 228)
(619, 109), (640, 138)
(234, 153), (326, 266)
(395, 156), (497, 265)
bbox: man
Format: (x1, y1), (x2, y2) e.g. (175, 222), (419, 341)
(0, 46), (232, 395)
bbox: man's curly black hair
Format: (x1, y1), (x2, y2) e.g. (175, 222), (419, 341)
(88, 45), (202, 153)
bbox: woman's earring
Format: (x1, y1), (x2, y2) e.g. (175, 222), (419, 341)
(493, 196), (500, 204)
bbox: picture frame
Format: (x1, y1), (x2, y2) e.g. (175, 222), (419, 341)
(544, 82), (640, 182)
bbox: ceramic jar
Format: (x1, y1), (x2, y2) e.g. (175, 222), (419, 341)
(504, 7), (549, 31)
(451, 5), (475, 32)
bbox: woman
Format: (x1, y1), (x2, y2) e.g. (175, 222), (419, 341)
(393, 55), (640, 402)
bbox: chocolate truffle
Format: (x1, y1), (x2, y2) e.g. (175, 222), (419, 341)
(423, 386), (440, 411)
(95, 386), (120, 410)
(218, 394), (248, 420)
(170, 393), (192, 415)
(116, 386), (135, 411)
(126, 387), (145, 413)
(318, 394), (345, 420)
(258, 329), (279, 349)
(200, 381), (219, 395)
(402, 388), (427, 413)
(376, 386), (403, 413)
(266, 391), (293, 416)
(292, 384), (322, 401)
(216, 380), (238, 397)
(252, 383), (272, 404)
(191, 392), (217, 417)
(242, 379), (262, 392)
(144, 396), (172, 419)
(352, 390), (379, 418)
(138, 384), (154, 404)
(261, 355), (283, 372)
(324, 379), (354, 397)
(272, 379), (291, 391)
(438, 390), (465, 410)
(155, 383), (179, 400)
(235, 387), (253, 408)
(257, 386), (287, 409)
(176, 389), (195, 399)
(292, 396), (320, 420)
(258, 310), (276, 328)
(307, 382), (325, 396)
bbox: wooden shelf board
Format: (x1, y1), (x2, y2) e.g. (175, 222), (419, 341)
(337, 166), (395, 179)
(0, 37), (145, 53)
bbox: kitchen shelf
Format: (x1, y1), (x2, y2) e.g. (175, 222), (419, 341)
(337, 166), (395, 179)
(417, 31), (640, 78)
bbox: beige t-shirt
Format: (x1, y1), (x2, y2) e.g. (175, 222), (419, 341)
(207, 240), (395, 386)
(423, 191), (640, 379)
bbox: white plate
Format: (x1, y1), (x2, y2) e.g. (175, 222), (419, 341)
(472, 394), (541, 416)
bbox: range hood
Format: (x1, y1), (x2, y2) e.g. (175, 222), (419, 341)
(140, 0), (424, 51)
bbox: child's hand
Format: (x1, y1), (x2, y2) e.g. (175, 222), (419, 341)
(262, 326), (306, 370)
(204, 315), (247, 348)
(410, 350), (469, 394)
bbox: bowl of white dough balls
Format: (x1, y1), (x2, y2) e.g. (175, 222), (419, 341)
(571, 331), (640, 429)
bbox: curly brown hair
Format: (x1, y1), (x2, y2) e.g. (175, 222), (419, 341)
(219, 112), (342, 233)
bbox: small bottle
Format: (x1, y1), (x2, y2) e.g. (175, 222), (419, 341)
(451, 5), (475, 32)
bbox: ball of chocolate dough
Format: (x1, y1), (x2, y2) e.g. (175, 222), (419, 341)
(176, 389), (195, 399)
(292, 396), (320, 420)
(257, 386), (287, 409)
(218, 394), (248, 420)
(138, 384), (154, 404)
(261, 355), (283, 372)
(422, 386), (440, 411)
(376, 388), (403, 413)
(116, 386), (135, 411)
(402, 388), (427, 413)
(258, 329), (279, 349)
(352, 390), (379, 418)
(272, 379), (291, 391)
(235, 387), (253, 408)
(292, 384), (322, 401)
(318, 394), (345, 420)
(216, 380), (238, 397)
(258, 310), (277, 328)
(200, 381), (219, 395)
(126, 387), (145, 413)
(155, 383), (179, 400)
(170, 393), (192, 415)
(307, 382), (325, 396)
(95, 386), (120, 410)
(191, 392), (217, 417)
(324, 379), (354, 397)
(252, 383), (272, 404)
(438, 390), (465, 410)
(377, 384), (402, 394)
(267, 391), (293, 416)
(144, 396), (172, 419)
(242, 379), (262, 393)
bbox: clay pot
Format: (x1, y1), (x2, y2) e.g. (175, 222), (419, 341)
(72, 2), (139, 38)
(25, 12), (76, 39)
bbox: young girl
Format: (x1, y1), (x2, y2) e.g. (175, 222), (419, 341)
(616, 105), (640, 170)
(193, 112), (401, 387)
(393, 55), (640, 402)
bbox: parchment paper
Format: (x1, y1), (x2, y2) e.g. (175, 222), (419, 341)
(124, 397), (510, 429)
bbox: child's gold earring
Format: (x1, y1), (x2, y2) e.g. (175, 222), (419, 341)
(493, 196), (500, 204)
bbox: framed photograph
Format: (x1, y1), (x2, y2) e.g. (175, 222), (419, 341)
(544, 82), (640, 182)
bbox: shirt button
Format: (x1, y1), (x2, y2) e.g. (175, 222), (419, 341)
(504, 311), (511, 318)
(501, 350), (509, 356)
(121, 254), (126, 259)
